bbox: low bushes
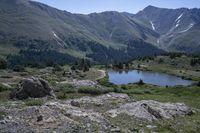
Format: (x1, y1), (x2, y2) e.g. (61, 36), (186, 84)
(56, 84), (76, 93)
(71, 59), (91, 72)
(0, 84), (10, 92)
(78, 87), (103, 95)
(0, 111), (6, 120)
(97, 76), (116, 87)
(137, 79), (144, 85)
(24, 99), (44, 106)
(55, 83), (117, 99)
(55, 84), (77, 99)
(53, 64), (63, 72)
(13, 65), (25, 72)
(122, 89), (152, 95)
(197, 82), (200, 87)
(77, 86), (119, 95)
(0, 58), (7, 69)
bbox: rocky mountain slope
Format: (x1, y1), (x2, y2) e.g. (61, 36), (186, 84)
(0, 0), (199, 65)
(134, 6), (200, 53)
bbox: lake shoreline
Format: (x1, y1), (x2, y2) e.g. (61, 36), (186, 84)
(107, 69), (196, 87)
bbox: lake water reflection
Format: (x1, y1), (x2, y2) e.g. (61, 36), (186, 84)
(108, 70), (195, 86)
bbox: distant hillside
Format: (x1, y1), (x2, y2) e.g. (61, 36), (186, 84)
(0, 0), (163, 65)
(134, 6), (200, 53)
(1, 0), (200, 66)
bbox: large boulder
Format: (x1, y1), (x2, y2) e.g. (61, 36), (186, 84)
(10, 77), (55, 100)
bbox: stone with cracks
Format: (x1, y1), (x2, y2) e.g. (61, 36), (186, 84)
(107, 100), (193, 121)
(10, 77), (55, 100)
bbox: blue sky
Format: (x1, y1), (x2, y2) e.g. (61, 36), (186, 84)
(33, 0), (200, 14)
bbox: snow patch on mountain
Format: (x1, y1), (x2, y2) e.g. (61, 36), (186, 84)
(157, 39), (160, 44)
(178, 23), (194, 33)
(52, 31), (59, 39)
(175, 14), (183, 28)
(52, 31), (66, 48)
(150, 21), (155, 30)
(175, 24), (179, 28)
(175, 13), (183, 22)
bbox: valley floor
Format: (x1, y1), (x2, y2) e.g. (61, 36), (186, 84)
(0, 55), (200, 132)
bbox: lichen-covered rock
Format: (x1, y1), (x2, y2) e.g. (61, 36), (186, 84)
(0, 101), (110, 132)
(70, 93), (130, 112)
(107, 100), (193, 121)
(65, 79), (98, 87)
(0, 93), (195, 132)
(70, 100), (81, 107)
(75, 93), (130, 105)
(63, 79), (104, 90)
(10, 77), (55, 100)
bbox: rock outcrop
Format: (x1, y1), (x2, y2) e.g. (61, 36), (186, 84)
(63, 79), (104, 89)
(71, 93), (130, 110)
(10, 77), (55, 100)
(0, 93), (195, 132)
(107, 100), (193, 121)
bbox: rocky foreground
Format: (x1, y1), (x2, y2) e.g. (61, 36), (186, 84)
(0, 92), (194, 133)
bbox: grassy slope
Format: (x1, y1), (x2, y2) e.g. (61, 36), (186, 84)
(0, 0), (159, 58)
(131, 56), (200, 81)
(98, 78), (200, 132)
(112, 85), (200, 133)
(0, 56), (199, 132)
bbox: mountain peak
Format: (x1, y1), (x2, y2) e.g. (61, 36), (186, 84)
(144, 5), (159, 10)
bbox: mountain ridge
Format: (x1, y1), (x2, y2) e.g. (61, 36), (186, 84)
(0, 0), (199, 66)
(134, 5), (200, 53)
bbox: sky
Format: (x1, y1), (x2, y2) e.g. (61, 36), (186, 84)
(33, 0), (200, 14)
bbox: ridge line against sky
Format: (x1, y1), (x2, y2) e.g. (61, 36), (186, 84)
(33, 0), (200, 14)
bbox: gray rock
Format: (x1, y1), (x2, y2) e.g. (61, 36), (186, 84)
(74, 93), (130, 106)
(70, 100), (81, 107)
(110, 127), (121, 132)
(146, 125), (157, 129)
(107, 100), (193, 121)
(0, 120), (6, 125)
(0, 93), (195, 132)
(63, 79), (105, 90)
(0, 100), (111, 132)
(10, 77), (55, 100)
(67, 79), (98, 87)
(37, 115), (43, 122)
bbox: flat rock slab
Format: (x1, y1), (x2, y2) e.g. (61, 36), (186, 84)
(62, 79), (104, 89)
(107, 100), (193, 121)
(74, 93), (130, 106)
(61, 79), (97, 87)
